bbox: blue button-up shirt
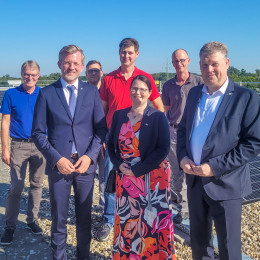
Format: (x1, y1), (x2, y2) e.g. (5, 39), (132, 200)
(190, 79), (229, 165)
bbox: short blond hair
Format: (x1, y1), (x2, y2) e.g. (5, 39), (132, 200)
(21, 60), (40, 74)
(200, 41), (228, 59)
(59, 45), (85, 64)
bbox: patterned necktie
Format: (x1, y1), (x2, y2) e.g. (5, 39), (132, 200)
(67, 85), (77, 117)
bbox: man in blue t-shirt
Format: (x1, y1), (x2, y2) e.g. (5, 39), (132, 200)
(0, 61), (46, 245)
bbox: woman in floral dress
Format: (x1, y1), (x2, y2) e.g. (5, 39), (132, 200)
(108, 75), (175, 259)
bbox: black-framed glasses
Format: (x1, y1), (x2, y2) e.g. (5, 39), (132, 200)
(87, 69), (101, 74)
(130, 87), (149, 94)
(173, 58), (189, 64)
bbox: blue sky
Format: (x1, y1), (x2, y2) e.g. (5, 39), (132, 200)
(0, 0), (259, 77)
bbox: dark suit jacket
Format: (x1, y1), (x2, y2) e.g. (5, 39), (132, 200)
(108, 106), (170, 177)
(177, 80), (260, 200)
(31, 79), (107, 173)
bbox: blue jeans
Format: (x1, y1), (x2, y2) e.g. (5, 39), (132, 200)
(103, 145), (115, 225)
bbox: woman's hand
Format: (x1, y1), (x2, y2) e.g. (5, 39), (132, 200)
(119, 163), (135, 176)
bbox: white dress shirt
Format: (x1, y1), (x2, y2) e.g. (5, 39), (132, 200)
(60, 77), (79, 154)
(190, 78), (229, 165)
(60, 77), (79, 103)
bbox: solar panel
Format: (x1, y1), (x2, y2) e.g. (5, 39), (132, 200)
(243, 156), (260, 204)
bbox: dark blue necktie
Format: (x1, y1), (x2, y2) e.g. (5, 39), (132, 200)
(67, 85), (77, 153)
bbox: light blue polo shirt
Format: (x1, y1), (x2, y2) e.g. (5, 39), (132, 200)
(0, 84), (40, 139)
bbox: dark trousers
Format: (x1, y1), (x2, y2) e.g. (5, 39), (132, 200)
(48, 170), (94, 260)
(188, 177), (242, 260)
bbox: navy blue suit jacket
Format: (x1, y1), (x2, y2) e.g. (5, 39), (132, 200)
(177, 80), (260, 200)
(108, 106), (170, 177)
(32, 79), (107, 173)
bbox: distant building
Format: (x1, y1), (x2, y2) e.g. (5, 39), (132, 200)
(7, 80), (21, 88)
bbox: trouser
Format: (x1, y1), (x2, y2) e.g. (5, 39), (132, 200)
(5, 140), (46, 229)
(96, 151), (105, 207)
(188, 177), (242, 260)
(103, 147), (115, 225)
(48, 167), (94, 260)
(168, 125), (188, 214)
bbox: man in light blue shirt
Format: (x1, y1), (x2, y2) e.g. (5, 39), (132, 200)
(177, 41), (260, 259)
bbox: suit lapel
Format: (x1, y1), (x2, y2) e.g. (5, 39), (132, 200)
(201, 80), (235, 161)
(54, 79), (73, 121)
(187, 86), (203, 141)
(208, 81), (235, 132)
(74, 80), (87, 118)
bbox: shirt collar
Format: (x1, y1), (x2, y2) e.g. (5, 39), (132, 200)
(19, 84), (39, 94)
(60, 77), (79, 90)
(202, 77), (229, 96)
(115, 66), (138, 78)
(173, 72), (191, 85)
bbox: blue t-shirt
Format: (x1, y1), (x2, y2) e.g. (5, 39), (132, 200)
(0, 84), (40, 139)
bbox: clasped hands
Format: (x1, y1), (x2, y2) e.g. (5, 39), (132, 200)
(119, 162), (134, 176)
(180, 156), (214, 177)
(56, 155), (91, 175)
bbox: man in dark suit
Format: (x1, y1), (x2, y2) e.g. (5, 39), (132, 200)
(32, 45), (107, 260)
(177, 41), (260, 259)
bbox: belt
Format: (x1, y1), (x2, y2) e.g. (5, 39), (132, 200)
(71, 153), (79, 159)
(11, 137), (33, 143)
(169, 123), (178, 128)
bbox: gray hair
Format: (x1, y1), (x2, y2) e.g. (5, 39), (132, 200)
(21, 60), (40, 74)
(59, 45), (85, 64)
(199, 41), (228, 59)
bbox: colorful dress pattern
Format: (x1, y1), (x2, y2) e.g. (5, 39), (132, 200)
(113, 120), (175, 260)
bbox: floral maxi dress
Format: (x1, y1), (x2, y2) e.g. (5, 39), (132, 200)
(113, 120), (175, 260)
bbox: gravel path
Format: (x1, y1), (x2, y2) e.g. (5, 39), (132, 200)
(0, 158), (259, 259)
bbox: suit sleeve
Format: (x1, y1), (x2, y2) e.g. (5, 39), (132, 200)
(107, 110), (125, 170)
(131, 113), (170, 177)
(177, 94), (189, 164)
(31, 89), (62, 168)
(84, 87), (107, 162)
(209, 91), (260, 178)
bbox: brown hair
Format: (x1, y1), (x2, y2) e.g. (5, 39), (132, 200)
(131, 75), (152, 91)
(119, 38), (139, 52)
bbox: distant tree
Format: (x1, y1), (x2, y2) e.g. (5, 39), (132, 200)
(228, 66), (240, 75)
(240, 68), (247, 76)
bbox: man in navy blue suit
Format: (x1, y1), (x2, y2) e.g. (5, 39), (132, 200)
(177, 41), (260, 259)
(32, 45), (107, 260)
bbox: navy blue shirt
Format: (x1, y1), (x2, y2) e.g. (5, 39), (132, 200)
(0, 85), (40, 139)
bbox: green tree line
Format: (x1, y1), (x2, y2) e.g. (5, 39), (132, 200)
(1, 67), (260, 91)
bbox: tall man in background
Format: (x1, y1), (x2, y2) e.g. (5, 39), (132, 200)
(32, 45), (107, 259)
(85, 60), (105, 208)
(177, 41), (260, 259)
(162, 49), (203, 223)
(97, 37), (164, 241)
(0, 61), (45, 245)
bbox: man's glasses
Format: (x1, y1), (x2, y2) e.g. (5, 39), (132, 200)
(87, 69), (101, 74)
(130, 87), (149, 94)
(173, 58), (189, 64)
(22, 73), (39, 79)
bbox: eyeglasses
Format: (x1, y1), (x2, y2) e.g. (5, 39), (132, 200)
(173, 58), (189, 64)
(130, 87), (149, 94)
(22, 73), (39, 79)
(87, 69), (101, 74)
(63, 61), (82, 68)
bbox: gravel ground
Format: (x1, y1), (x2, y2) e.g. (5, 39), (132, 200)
(22, 174), (259, 260)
